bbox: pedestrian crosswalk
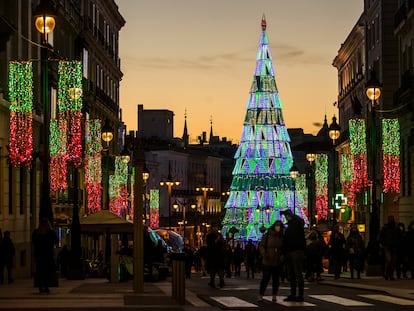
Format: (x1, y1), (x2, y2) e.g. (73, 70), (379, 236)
(210, 293), (414, 308)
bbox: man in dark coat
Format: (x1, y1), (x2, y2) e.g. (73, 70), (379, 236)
(206, 224), (225, 288)
(281, 209), (306, 302)
(0, 231), (15, 284)
(32, 218), (58, 293)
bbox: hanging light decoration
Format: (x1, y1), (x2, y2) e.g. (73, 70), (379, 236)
(85, 120), (102, 214)
(8, 61), (33, 167)
(315, 154), (328, 220)
(57, 60), (83, 166)
(382, 119), (400, 193)
(349, 119), (368, 192)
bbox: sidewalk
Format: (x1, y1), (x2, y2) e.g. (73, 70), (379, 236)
(0, 277), (215, 310)
(319, 271), (414, 300)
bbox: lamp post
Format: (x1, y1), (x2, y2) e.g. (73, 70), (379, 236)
(289, 163), (299, 215)
(160, 162), (180, 230)
(101, 119), (113, 210)
(329, 115), (341, 225)
(34, 0), (55, 224)
(365, 70), (382, 252)
(196, 186), (214, 233)
(173, 200), (196, 242)
(306, 153), (316, 227)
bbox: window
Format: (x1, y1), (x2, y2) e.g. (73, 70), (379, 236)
(83, 48), (89, 78)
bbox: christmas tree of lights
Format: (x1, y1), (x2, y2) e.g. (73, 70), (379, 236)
(221, 16), (307, 242)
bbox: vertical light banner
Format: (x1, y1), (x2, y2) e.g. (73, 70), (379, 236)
(341, 154), (355, 207)
(150, 189), (159, 228)
(8, 61), (33, 167)
(85, 119), (102, 214)
(349, 119), (368, 192)
(382, 119), (400, 193)
(315, 154), (328, 220)
(49, 119), (68, 191)
(296, 174), (308, 220)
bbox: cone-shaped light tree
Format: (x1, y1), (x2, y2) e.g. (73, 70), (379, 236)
(221, 16), (308, 242)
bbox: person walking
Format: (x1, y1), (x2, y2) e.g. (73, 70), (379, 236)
(281, 209), (306, 302)
(0, 231), (15, 284)
(233, 243), (243, 277)
(405, 220), (414, 279)
(379, 216), (401, 280)
(305, 228), (326, 282)
(32, 218), (58, 293)
(328, 225), (346, 279)
(346, 226), (365, 279)
(206, 223), (225, 288)
(257, 221), (284, 303)
(244, 239), (256, 279)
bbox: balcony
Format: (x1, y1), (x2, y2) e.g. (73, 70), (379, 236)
(395, 0), (414, 31)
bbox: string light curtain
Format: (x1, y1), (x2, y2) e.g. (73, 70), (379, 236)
(49, 119), (68, 192)
(296, 174), (308, 218)
(49, 61), (83, 192)
(109, 156), (129, 217)
(8, 61), (33, 167)
(85, 119), (102, 214)
(349, 119), (368, 192)
(382, 119), (400, 193)
(58, 60), (83, 166)
(341, 154), (355, 207)
(315, 154), (328, 220)
(150, 189), (160, 228)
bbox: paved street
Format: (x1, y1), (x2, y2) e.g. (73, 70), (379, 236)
(0, 270), (413, 310)
(188, 273), (414, 310)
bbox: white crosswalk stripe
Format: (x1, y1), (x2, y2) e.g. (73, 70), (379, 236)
(263, 295), (316, 306)
(359, 294), (414, 305)
(308, 294), (373, 306)
(211, 296), (258, 308)
(210, 293), (414, 308)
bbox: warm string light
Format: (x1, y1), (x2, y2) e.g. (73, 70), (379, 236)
(109, 156), (129, 217)
(341, 154), (355, 207)
(150, 189), (160, 228)
(49, 119), (68, 192)
(57, 61), (83, 167)
(85, 120), (102, 214)
(349, 119), (368, 192)
(315, 154), (328, 220)
(8, 61), (33, 167)
(382, 119), (400, 193)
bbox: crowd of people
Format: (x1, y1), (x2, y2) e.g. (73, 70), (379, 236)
(181, 212), (414, 304)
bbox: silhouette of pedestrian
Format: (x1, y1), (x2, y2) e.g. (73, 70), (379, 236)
(32, 218), (58, 293)
(244, 239), (256, 279)
(281, 209), (306, 302)
(379, 216), (401, 280)
(346, 226), (365, 279)
(328, 225), (346, 279)
(0, 230), (15, 284)
(57, 245), (70, 278)
(257, 221), (284, 303)
(206, 223), (225, 288)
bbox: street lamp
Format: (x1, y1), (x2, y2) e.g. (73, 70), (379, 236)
(160, 163), (181, 229)
(365, 70), (382, 253)
(101, 120), (113, 210)
(306, 153), (316, 226)
(196, 186), (214, 233)
(290, 162), (299, 215)
(173, 200), (196, 242)
(329, 115), (341, 225)
(34, 0), (56, 224)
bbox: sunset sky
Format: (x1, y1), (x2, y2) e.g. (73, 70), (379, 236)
(115, 0), (363, 143)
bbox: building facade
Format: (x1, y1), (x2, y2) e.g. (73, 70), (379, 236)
(0, 0), (124, 278)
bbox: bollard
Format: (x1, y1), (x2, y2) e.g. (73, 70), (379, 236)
(170, 252), (186, 304)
